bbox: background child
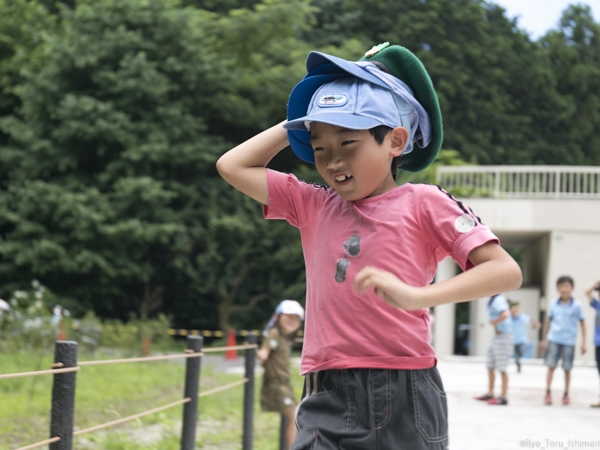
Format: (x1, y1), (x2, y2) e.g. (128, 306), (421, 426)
(257, 299), (304, 450)
(475, 294), (512, 405)
(217, 43), (522, 449)
(540, 275), (586, 405)
(509, 300), (541, 373)
(584, 280), (600, 407)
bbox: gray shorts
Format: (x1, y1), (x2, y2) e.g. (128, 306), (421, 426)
(292, 367), (449, 450)
(486, 333), (513, 372)
(544, 341), (575, 371)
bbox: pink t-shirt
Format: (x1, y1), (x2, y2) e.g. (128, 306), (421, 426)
(264, 169), (498, 374)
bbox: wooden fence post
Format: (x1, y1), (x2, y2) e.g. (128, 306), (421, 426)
(50, 341), (78, 450)
(242, 333), (256, 450)
(181, 335), (203, 450)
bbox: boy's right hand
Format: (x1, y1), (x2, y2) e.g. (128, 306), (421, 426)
(539, 340), (547, 354)
(353, 266), (424, 311)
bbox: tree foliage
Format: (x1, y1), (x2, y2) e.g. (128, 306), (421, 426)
(0, 0), (311, 329)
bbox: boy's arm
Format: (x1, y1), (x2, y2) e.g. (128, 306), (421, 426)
(354, 241), (522, 310)
(539, 317), (552, 354)
(579, 320), (587, 355)
(216, 120), (289, 205)
(584, 281), (600, 303)
(490, 310), (508, 326)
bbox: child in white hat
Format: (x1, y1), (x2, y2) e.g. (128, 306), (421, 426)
(257, 300), (304, 450)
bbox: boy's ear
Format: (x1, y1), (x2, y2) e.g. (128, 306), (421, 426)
(389, 126), (409, 156)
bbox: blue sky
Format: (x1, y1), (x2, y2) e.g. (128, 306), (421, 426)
(490, 0), (600, 39)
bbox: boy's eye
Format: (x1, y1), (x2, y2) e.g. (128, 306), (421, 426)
(341, 140), (355, 146)
(313, 146), (325, 152)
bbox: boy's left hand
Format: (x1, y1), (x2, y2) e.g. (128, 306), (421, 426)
(354, 266), (422, 310)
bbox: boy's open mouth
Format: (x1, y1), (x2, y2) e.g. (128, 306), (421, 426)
(334, 174), (353, 184)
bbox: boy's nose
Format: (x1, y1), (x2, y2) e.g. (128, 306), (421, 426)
(326, 151), (343, 170)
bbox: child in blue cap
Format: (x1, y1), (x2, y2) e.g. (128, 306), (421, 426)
(217, 43), (522, 449)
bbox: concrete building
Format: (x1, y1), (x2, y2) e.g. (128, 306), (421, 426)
(433, 166), (600, 363)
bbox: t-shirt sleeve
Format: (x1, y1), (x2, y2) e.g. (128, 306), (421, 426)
(522, 314), (531, 325)
(495, 296), (509, 312)
(263, 169), (328, 229)
(417, 184), (499, 271)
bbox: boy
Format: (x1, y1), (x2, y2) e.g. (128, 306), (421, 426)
(510, 300), (541, 373)
(475, 294), (512, 405)
(540, 275), (586, 405)
(217, 43), (522, 449)
(584, 280), (600, 407)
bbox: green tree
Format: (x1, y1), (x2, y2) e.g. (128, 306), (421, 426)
(541, 4), (600, 165)
(0, 0), (55, 175)
(0, 0), (312, 330)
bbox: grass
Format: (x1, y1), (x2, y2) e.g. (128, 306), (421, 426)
(0, 344), (304, 449)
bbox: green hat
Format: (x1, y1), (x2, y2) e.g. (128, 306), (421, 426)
(359, 43), (443, 172)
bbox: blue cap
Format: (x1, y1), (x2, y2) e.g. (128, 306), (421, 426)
(285, 54), (431, 165)
(285, 77), (412, 132)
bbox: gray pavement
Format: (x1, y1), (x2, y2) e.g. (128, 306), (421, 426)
(439, 356), (600, 450)
(204, 354), (600, 450)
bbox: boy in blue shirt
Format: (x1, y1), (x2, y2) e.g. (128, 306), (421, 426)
(585, 280), (600, 407)
(510, 301), (541, 373)
(540, 276), (586, 405)
(475, 294), (512, 405)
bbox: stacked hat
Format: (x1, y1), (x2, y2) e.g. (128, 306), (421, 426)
(284, 42), (443, 173)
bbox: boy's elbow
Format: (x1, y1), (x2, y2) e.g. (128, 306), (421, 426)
(216, 154), (233, 181)
(215, 155), (227, 176)
(506, 259), (523, 290)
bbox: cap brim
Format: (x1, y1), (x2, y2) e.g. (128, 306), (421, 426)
(285, 113), (383, 132)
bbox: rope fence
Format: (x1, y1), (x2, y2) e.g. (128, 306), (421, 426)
(2, 334), (259, 450)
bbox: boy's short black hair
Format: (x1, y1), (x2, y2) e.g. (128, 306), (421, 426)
(508, 300), (519, 308)
(368, 125), (408, 176)
(556, 275), (574, 287)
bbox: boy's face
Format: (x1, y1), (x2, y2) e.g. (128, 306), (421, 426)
(557, 281), (573, 299)
(310, 123), (407, 201)
(510, 305), (519, 317)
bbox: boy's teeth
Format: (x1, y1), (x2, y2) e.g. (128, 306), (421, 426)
(335, 175), (349, 182)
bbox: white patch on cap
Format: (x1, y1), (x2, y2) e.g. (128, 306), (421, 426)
(283, 397), (293, 406)
(318, 94), (348, 108)
(269, 339), (278, 348)
(454, 214), (476, 233)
